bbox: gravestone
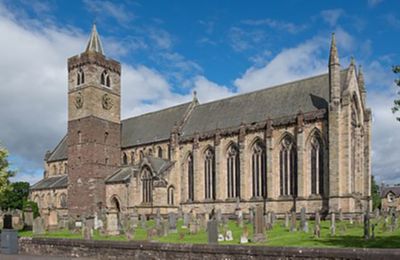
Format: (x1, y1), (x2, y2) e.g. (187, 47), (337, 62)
(271, 211), (276, 225)
(314, 224), (321, 238)
(140, 214), (147, 229)
(189, 214), (199, 234)
(207, 219), (218, 244)
(182, 212), (189, 228)
(168, 212), (177, 233)
(216, 209), (222, 222)
(249, 207), (254, 225)
(284, 212), (289, 228)
(253, 205), (266, 242)
(24, 207), (34, 230)
(107, 209), (119, 235)
(218, 234), (225, 242)
(130, 211), (139, 228)
(290, 211), (297, 232)
(364, 212), (370, 240)
(339, 208), (343, 222)
(315, 211), (320, 226)
(11, 210), (24, 231)
(300, 207), (306, 231)
(330, 213), (336, 236)
(84, 216), (94, 240)
(237, 209), (243, 228)
(32, 217), (45, 236)
(225, 230), (233, 241)
(240, 226), (249, 244)
(303, 221), (309, 233)
(47, 209), (58, 230)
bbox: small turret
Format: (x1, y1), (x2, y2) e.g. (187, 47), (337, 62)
(329, 33), (341, 109)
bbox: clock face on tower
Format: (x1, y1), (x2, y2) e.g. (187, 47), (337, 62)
(102, 94), (113, 110)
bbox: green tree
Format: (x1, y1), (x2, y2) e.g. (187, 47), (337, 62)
(393, 65), (400, 121)
(371, 175), (381, 210)
(1, 181), (30, 210)
(0, 146), (15, 204)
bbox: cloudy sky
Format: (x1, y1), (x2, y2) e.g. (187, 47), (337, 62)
(0, 0), (399, 185)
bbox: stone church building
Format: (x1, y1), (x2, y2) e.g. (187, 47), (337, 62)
(30, 25), (372, 225)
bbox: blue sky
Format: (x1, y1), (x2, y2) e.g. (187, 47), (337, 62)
(0, 0), (399, 185)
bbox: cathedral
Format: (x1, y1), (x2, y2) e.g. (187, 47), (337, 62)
(30, 25), (372, 227)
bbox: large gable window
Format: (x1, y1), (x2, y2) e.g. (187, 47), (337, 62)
(252, 140), (266, 198)
(227, 143), (240, 198)
(204, 148), (216, 200)
(310, 135), (324, 195)
(187, 153), (194, 201)
(141, 167), (153, 203)
(280, 135), (297, 196)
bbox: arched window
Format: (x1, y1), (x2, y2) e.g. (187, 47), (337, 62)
(104, 132), (109, 143)
(310, 135), (324, 195)
(139, 151), (144, 160)
(148, 148), (153, 156)
(204, 148), (216, 200)
(141, 167), (153, 203)
(101, 70), (110, 87)
(187, 153), (194, 201)
(52, 164), (57, 175)
(251, 140), (266, 198)
(157, 146), (163, 158)
(64, 163), (68, 174)
(227, 144), (240, 198)
(167, 186), (175, 205)
(280, 135), (297, 196)
(59, 193), (67, 208)
(77, 68), (85, 85)
(122, 152), (128, 165)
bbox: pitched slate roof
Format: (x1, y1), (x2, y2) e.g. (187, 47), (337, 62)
(381, 186), (400, 198)
(105, 166), (138, 184)
(145, 156), (174, 175)
(181, 70), (348, 137)
(121, 102), (191, 148)
(46, 135), (68, 162)
(30, 175), (68, 190)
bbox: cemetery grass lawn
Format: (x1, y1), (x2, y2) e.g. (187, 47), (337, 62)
(17, 219), (400, 248)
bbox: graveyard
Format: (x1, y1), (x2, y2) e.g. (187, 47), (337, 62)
(12, 210), (400, 249)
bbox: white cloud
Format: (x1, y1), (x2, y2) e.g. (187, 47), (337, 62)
(242, 18), (306, 34)
(368, 0), (384, 7)
(234, 37), (327, 92)
(83, 0), (134, 25)
(320, 9), (344, 26)
(192, 76), (234, 103)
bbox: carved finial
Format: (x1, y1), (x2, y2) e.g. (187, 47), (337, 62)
(192, 90), (198, 104)
(350, 56), (355, 67)
(85, 23), (104, 54)
(329, 32), (340, 66)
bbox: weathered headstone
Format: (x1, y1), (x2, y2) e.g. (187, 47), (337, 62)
(303, 221), (309, 233)
(253, 205), (266, 242)
(249, 207), (254, 224)
(107, 209), (119, 235)
(271, 211), (276, 225)
(168, 212), (177, 233)
(284, 212), (289, 228)
(338, 208), (343, 222)
(315, 211), (320, 226)
(216, 209), (222, 223)
(225, 230), (234, 241)
(182, 212), (189, 228)
(23, 207), (34, 230)
(207, 219), (218, 244)
(140, 214), (147, 229)
(290, 211), (297, 232)
(240, 226), (249, 244)
(314, 224), (321, 238)
(32, 217), (45, 236)
(300, 207), (306, 230)
(364, 212), (370, 240)
(330, 212), (336, 236)
(130, 211), (139, 228)
(217, 234), (225, 242)
(236, 209), (243, 228)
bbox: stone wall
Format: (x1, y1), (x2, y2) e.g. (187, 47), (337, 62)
(19, 238), (400, 260)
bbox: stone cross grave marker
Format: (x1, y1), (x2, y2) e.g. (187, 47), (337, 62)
(207, 219), (218, 244)
(253, 205), (266, 242)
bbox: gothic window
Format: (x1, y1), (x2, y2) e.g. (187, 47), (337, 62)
(148, 148), (153, 156)
(64, 163), (68, 174)
(157, 146), (163, 158)
(104, 132), (109, 143)
(167, 144), (171, 160)
(204, 148), (216, 200)
(52, 164), (57, 175)
(77, 68), (85, 86)
(59, 193), (67, 208)
(167, 186), (175, 205)
(251, 140), (266, 198)
(187, 153), (194, 201)
(101, 70), (111, 87)
(227, 143), (240, 198)
(122, 152), (128, 165)
(310, 135), (324, 195)
(130, 151), (135, 165)
(280, 135), (297, 196)
(141, 167), (153, 203)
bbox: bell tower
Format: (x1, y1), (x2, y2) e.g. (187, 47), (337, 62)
(67, 24), (121, 218)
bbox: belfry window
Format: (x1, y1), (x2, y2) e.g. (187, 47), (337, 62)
(157, 146), (163, 158)
(280, 135), (297, 196)
(141, 167), (153, 203)
(101, 70), (111, 87)
(77, 68), (85, 86)
(310, 135), (324, 195)
(227, 144), (240, 198)
(251, 140), (266, 198)
(204, 148), (216, 200)
(187, 153), (194, 201)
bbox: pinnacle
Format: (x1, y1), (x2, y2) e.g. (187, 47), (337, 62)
(85, 23), (104, 54)
(329, 32), (340, 66)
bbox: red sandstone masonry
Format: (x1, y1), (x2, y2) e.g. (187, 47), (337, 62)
(19, 237), (400, 260)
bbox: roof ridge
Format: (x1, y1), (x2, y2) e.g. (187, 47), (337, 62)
(193, 70), (348, 109)
(122, 101), (192, 122)
(47, 135), (68, 161)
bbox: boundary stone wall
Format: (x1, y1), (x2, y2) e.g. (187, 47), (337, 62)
(18, 237), (400, 260)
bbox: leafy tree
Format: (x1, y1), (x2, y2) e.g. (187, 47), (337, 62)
(0, 181), (30, 210)
(371, 175), (381, 210)
(0, 146), (15, 205)
(23, 200), (40, 218)
(393, 65), (400, 121)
